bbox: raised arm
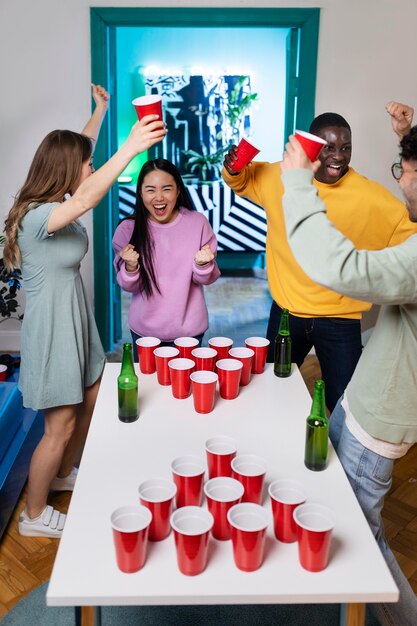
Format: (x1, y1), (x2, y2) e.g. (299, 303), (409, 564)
(47, 116), (166, 233)
(386, 101), (414, 140)
(81, 84), (110, 149)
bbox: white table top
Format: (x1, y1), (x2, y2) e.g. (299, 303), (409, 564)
(47, 363), (398, 607)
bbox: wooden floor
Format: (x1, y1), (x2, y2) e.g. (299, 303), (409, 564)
(0, 355), (416, 618)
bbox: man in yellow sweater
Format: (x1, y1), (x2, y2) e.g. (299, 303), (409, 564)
(222, 109), (417, 412)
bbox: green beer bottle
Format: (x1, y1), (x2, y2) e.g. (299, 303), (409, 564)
(118, 342), (139, 423)
(304, 379), (329, 471)
(274, 308), (292, 377)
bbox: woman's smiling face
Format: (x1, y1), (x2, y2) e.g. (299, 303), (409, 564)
(140, 169), (179, 224)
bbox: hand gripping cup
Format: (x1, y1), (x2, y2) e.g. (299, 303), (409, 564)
(231, 454), (267, 504)
(174, 336), (200, 358)
(191, 347), (217, 372)
(132, 95), (163, 121)
(294, 130), (327, 161)
(204, 477), (244, 540)
(190, 370), (218, 414)
(227, 502), (268, 571)
(293, 503), (335, 572)
(168, 358), (195, 399)
(230, 138), (260, 173)
(154, 346), (179, 385)
(171, 455), (205, 508)
(138, 478), (177, 541)
(170, 506), (214, 575)
(205, 436), (238, 479)
(269, 479), (306, 543)
(135, 337), (161, 374)
(110, 505), (152, 573)
(216, 358), (243, 400)
(245, 337), (270, 374)
(228, 347), (254, 386)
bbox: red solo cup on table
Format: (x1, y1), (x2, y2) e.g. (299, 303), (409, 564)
(170, 506), (214, 576)
(138, 478), (177, 542)
(174, 336), (200, 358)
(135, 337), (161, 374)
(231, 454), (267, 504)
(269, 479), (306, 543)
(230, 137), (260, 173)
(227, 502), (268, 572)
(110, 504), (152, 573)
(132, 95), (163, 121)
(153, 346), (179, 385)
(191, 347), (217, 372)
(171, 455), (205, 508)
(204, 477), (244, 540)
(0, 364), (7, 381)
(208, 337), (233, 362)
(244, 337), (270, 374)
(168, 358), (195, 399)
(228, 347), (254, 386)
(190, 370), (218, 414)
(205, 435), (238, 479)
(216, 358), (243, 400)
(293, 503), (335, 572)
(294, 130), (327, 162)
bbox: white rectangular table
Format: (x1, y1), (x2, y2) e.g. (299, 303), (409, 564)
(47, 363), (398, 625)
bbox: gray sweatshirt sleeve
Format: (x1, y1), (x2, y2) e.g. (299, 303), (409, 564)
(281, 168), (417, 305)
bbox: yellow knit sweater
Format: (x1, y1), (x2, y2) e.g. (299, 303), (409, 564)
(222, 164), (417, 318)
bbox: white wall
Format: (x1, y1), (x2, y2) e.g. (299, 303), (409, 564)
(1, 0), (417, 349)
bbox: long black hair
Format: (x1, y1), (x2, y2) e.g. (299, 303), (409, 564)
(129, 159), (195, 297)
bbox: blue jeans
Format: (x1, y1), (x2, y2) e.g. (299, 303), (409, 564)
(129, 331), (204, 363)
(330, 398), (417, 626)
(266, 302), (363, 412)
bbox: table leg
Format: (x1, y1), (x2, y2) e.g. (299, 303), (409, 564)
(74, 606), (102, 626)
(340, 603), (366, 626)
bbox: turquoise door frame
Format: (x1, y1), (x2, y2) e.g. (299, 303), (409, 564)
(90, 7), (320, 352)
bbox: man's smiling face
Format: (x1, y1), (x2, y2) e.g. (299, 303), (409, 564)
(314, 126), (352, 184)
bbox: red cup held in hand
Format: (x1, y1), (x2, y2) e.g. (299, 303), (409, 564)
(294, 130), (327, 161)
(110, 505), (152, 573)
(132, 95), (163, 121)
(230, 138), (260, 173)
(138, 478), (177, 542)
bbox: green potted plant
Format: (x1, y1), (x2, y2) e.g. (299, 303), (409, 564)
(0, 235), (23, 323)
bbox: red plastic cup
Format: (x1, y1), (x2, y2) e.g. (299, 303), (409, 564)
(0, 364), (7, 381)
(191, 347), (217, 372)
(244, 337), (270, 374)
(154, 346), (179, 385)
(170, 506), (214, 576)
(227, 502), (268, 571)
(295, 130), (328, 161)
(190, 371), (218, 414)
(171, 455), (205, 508)
(228, 347), (254, 386)
(205, 436), (238, 479)
(138, 478), (177, 541)
(132, 95), (163, 121)
(293, 503), (335, 572)
(208, 337), (233, 362)
(216, 358), (242, 400)
(231, 454), (267, 504)
(110, 505), (152, 573)
(269, 479), (306, 543)
(168, 358), (195, 399)
(230, 137), (260, 173)
(174, 337), (200, 358)
(204, 477), (244, 540)
(135, 337), (161, 374)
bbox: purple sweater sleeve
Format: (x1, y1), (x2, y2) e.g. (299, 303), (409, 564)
(112, 220), (140, 293)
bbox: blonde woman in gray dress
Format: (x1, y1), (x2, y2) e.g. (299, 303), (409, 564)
(3, 85), (166, 537)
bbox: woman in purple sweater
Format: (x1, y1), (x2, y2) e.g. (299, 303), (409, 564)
(112, 159), (220, 349)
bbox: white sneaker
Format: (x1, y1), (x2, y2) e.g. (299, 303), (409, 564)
(18, 505), (66, 538)
(50, 466), (78, 492)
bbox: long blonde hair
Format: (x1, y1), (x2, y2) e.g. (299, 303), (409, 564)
(3, 130), (92, 270)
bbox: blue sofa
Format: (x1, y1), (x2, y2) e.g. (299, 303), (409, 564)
(0, 367), (43, 540)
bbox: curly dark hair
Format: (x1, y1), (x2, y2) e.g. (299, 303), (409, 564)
(400, 125), (417, 161)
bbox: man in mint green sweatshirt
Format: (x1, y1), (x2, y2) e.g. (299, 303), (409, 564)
(280, 103), (417, 626)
